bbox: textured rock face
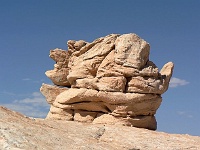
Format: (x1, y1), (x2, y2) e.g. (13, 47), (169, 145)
(1, 106), (200, 150)
(40, 33), (174, 130)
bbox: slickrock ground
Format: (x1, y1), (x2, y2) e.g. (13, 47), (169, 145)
(1, 106), (200, 150)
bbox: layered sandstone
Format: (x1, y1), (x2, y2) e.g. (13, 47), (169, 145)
(40, 33), (174, 130)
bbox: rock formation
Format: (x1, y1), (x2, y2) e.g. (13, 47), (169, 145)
(40, 33), (174, 130)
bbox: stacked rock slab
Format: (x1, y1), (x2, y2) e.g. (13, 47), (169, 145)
(40, 33), (174, 130)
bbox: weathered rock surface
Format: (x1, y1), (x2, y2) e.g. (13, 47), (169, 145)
(1, 106), (200, 150)
(45, 48), (70, 86)
(114, 34), (150, 69)
(40, 84), (68, 104)
(41, 33), (174, 130)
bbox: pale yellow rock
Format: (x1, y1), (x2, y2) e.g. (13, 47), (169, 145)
(127, 62), (174, 94)
(74, 110), (97, 123)
(114, 33), (150, 69)
(96, 50), (122, 77)
(71, 37), (104, 57)
(45, 49), (71, 86)
(71, 78), (98, 89)
(46, 111), (73, 121)
(1, 106), (200, 150)
(55, 88), (160, 105)
(53, 88), (161, 121)
(97, 76), (126, 92)
(159, 61), (174, 93)
(71, 102), (110, 113)
(41, 33), (174, 130)
(45, 68), (70, 86)
(96, 90), (161, 105)
(55, 88), (89, 104)
(48, 105), (74, 121)
(93, 114), (157, 130)
(49, 49), (69, 64)
(127, 76), (163, 94)
(93, 114), (121, 125)
(49, 105), (73, 116)
(72, 77), (126, 92)
(139, 61), (159, 77)
(53, 101), (109, 113)
(67, 34), (119, 84)
(40, 83), (67, 104)
(74, 40), (87, 50)
(97, 51), (159, 78)
(109, 96), (162, 117)
(67, 40), (76, 54)
(67, 40), (87, 55)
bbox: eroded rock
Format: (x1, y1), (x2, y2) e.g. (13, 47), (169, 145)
(45, 49), (71, 86)
(41, 33), (174, 130)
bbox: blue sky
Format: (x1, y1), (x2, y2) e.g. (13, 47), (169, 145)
(0, 1), (199, 136)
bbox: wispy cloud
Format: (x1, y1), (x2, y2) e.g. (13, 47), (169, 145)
(22, 78), (31, 81)
(1, 92), (49, 118)
(169, 77), (189, 88)
(22, 78), (45, 83)
(0, 91), (16, 96)
(177, 111), (193, 118)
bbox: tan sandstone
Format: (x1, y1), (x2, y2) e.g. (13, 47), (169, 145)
(40, 33), (174, 130)
(1, 106), (200, 150)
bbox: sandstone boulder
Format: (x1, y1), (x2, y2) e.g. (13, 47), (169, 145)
(41, 33), (174, 130)
(114, 33), (150, 69)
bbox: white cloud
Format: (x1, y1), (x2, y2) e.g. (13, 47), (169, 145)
(177, 111), (193, 118)
(22, 78), (31, 81)
(0, 91), (16, 96)
(22, 78), (45, 84)
(169, 77), (189, 88)
(14, 92), (48, 107)
(1, 92), (50, 118)
(177, 111), (185, 115)
(32, 92), (41, 97)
